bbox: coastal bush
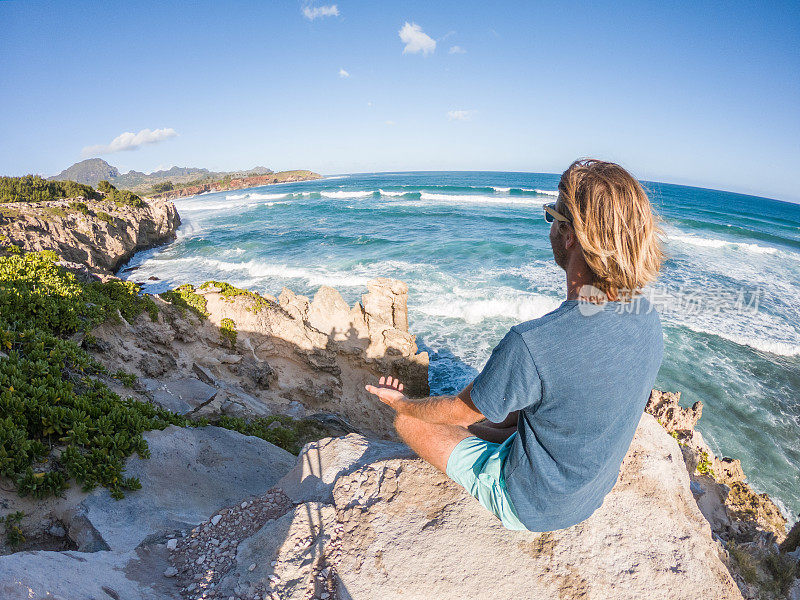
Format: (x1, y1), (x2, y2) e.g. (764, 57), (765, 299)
(159, 284), (209, 318)
(0, 175), (98, 203)
(220, 317), (237, 347)
(68, 201), (89, 215)
(214, 414), (329, 455)
(0, 250), (191, 499)
(96, 211), (114, 224)
(97, 180), (145, 208)
(200, 280), (275, 313)
(1, 511), (25, 547)
(151, 181), (174, 194)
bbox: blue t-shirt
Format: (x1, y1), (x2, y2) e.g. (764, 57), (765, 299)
(470, 296), (664, 532)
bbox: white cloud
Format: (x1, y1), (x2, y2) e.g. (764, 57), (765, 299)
(399, 22), (436, 55)
(339, 68), (350, 78)
(448, 45), (466, 54)
(303, 4), (339, 20)
(81, 128), (178, 157)
(447, 110), (477, 121)
(385, 120), (396, 126)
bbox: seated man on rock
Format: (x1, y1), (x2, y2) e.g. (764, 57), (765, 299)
(366, 159), (666, 531)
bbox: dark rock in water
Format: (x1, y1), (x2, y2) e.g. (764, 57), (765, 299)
(148, 275), (160, 281)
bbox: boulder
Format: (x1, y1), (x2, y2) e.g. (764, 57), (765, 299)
(265, 415), (742, 600)
(0, 544), (178, 600)
(58, 425), (295, 553)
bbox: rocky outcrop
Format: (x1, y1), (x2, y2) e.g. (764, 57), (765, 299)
(150, 170), (322, 200)
(2, 416), (747, 600)
(646, 390), (787, 543)
(646, 390), (798, 600)
(0, 197), (180, 274)
(88, 278), (429, 437)
(0, 425), (296, 600)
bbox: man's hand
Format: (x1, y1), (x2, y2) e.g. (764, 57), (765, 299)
(365, 376), (410, 412)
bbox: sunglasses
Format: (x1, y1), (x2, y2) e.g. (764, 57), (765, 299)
(544, 202), (571, 224)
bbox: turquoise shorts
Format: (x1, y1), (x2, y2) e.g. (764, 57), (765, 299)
(445, 432), (527, 531)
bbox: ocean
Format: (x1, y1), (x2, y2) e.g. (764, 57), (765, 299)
(121, 171), (800, 522)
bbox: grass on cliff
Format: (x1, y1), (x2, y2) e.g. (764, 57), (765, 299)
(200, 280), (276, 312)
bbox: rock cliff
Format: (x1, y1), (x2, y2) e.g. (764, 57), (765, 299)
(0, 416), (746, 600)
(150, 170), (322, 201)
(87, 278), (429, 438)
(0, 196), (179, 274)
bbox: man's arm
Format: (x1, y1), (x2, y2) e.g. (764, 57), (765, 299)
(365, 377), (486, 428)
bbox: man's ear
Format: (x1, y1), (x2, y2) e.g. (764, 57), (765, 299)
(562, 223), (577, 249)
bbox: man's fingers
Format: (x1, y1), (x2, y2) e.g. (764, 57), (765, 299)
(379, 376), (385, 385)
(399, 383), (404, 391)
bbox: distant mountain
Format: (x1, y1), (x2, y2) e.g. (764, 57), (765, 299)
(49, 158), (120, 186)
(49, 159), (275, 193)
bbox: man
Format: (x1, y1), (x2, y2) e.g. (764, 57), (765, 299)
(366, 159), (666, 532)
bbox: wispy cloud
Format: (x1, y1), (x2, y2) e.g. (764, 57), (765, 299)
(447, 110), (477, 121)
(81, 128), (178, 157)
(385, 120), (396, 126)
(303, 4), (339, 20)
(448, 45), (466, 54)
(339, 68), (350, 78)
(399, 22), (436, 55)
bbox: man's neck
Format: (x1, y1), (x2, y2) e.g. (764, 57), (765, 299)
(564, 260), (598, 301)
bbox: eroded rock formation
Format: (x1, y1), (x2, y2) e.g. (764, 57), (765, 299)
(88, 278), (429, 438)
(0, 197), (179, 274)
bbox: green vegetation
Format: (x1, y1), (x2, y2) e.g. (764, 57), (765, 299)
(159, 284), (209, 319)
(2, 511), (25, 547)
(0, 175), (97, 204)
(215, 415), (329, 455)
(96, 211), (114, 224)
(696, 450), (714, 477)
(68, 201), (90, 215)
(97, 180), (145, 208)
(0, 248), (332, 501)
(150, 181), (174, 194)
(200, 280), (275, 313)
(0, 175), (144, 209)
(0, 249), (187, 499)
(220, 317), (237, 347)
(728, 541), (798, 596)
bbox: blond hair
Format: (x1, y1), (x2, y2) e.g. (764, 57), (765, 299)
(557, 158), (666, 301)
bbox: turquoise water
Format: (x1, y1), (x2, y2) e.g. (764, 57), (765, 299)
(122, 171), (800, 521)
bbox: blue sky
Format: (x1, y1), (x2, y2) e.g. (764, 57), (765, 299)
(1, 1), (798, 202)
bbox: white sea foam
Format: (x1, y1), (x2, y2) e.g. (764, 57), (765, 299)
(320, 190), (375, 199)
(247, 192), (291, 201)
(534, 189), (559, 197)
(492, 186), (511, 193)
(417, 289), (562, 324)
(378, 189), (408, 197)
(419, 192), (547, 206)
(668, 234), (778, 255)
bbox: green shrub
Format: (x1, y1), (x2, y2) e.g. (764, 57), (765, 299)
(215, 415), (328, 455)
(220, 318), (237, 347)
(696, 451), (714, 477)
(97, 180), (144, 208)
(151, 181), (174, 194)
(0, 175), (98, 204)
(96, 211), (114, 224)
(68, 201), (89, 215)
(0, 250), (185, 499)
(200, 280), (274, 313)
(160, 284), (209, 318)
(2, 511), (25, 547)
